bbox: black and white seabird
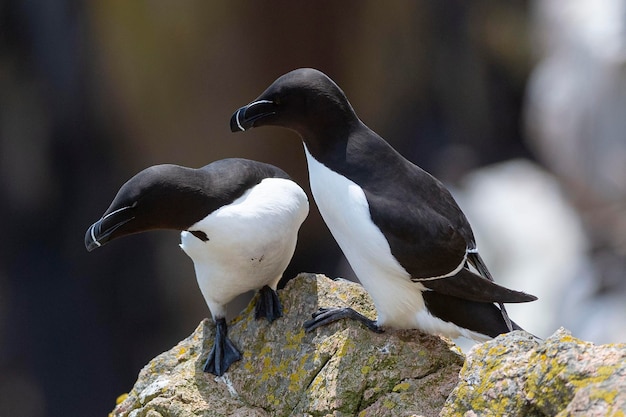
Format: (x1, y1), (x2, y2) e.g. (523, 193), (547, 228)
(230, 68), (537, 341)
(85, 158), (309, 375)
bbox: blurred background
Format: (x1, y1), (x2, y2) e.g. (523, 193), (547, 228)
(1, 1), (625, 415)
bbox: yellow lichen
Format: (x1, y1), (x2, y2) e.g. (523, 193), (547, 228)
(570, 364), (617, 388)
(266, 393), (281, 407)
(285, 329), (306, 350)
(558, 334), (576, 344)
(487, 344), (508, 358)
(392, 382), (411, 392)
(336, 335), (356, 356)
(383, 399), (396, 409)
(588, 387), (618, 404)
(116, 393), (129, 404)
(467, 392), (512, 416)
(287, 353), (312, 392)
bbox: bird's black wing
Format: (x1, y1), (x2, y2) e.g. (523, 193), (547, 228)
(360, 161), (472, 279)
(344, 133), (535, 303)
(327, 128), (474, 279)
(364, 180), (536, 303)
(331, 129), (536, 304)
(341, 129), (470, 275)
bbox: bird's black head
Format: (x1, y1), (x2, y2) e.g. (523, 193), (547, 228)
(85, 165), (212, 251)
(230, 68), (360, 142)
(85, 159), (290, 252)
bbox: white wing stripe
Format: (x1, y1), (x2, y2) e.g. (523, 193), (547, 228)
(411, 253), (467, 281)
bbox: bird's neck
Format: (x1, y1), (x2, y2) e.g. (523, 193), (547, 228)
(299, 118), (366, 166)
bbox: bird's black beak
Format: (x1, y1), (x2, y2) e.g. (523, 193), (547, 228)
(230, 99), (275, 132)
(85, 206), (135, 252)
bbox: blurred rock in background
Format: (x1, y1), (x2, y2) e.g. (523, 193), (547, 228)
(525, 0), (626, 342)
(0, 1), (623, 416)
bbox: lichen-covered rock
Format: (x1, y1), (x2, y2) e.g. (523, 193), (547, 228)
(440, 328), (626, 417)
(111, 273), (464, 417)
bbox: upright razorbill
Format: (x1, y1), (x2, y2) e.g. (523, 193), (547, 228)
(230, 68), (536, 340)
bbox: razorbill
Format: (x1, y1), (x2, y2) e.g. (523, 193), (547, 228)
(85, 158), (309, 375)
(230, 68), (537, 341)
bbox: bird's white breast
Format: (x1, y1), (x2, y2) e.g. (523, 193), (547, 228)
(179, 177), (309, 318)
(303, 144), (490, 340)
(304, 144), (426, 328)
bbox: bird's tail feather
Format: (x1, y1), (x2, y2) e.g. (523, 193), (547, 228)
(422, 291), (525, 338)
(467, 251), (494, 281)
(466, 251), (514, 331)
(417, 268), (537, 303)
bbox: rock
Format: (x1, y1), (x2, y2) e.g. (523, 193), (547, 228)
(109, 273), (626, 417)
(441, 328), (626, 416)
(110, 273), (464, 417)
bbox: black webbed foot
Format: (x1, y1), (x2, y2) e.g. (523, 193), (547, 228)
(203, 318), (242, 376)
(303, 307), (383, 333)
(254, 285), (283, 322)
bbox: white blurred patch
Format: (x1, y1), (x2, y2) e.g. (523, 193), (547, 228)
(454, 160), (599, 341)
